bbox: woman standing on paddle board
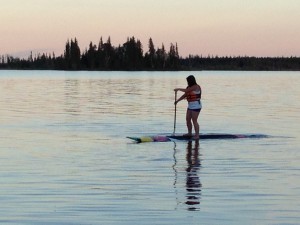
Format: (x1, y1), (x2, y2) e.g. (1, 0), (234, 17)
(174, 75), (202, 139)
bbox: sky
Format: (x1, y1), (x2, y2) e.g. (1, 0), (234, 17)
(0, 0), (300, 58)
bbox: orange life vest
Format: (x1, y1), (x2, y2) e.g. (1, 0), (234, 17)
(186, 86), (201, 102)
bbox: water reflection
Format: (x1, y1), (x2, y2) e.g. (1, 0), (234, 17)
(185, 140), (202, 211)
(173, 140), (202, 211)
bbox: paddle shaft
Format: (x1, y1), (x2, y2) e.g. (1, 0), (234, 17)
(173, 91), (177, 135)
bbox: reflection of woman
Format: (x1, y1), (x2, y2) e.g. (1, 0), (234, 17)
(185, 140), (201, 211)
(174, 75), (202, 139)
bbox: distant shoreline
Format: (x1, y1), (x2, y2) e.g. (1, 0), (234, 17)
(1, 36), (300, 71)
(1, 56), (299, 71)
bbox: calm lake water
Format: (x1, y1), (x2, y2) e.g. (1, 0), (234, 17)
(0, 70), (299, 225)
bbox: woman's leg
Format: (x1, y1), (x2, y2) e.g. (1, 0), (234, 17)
(191, 110), (200, 139)
(186, 109), (193, 136)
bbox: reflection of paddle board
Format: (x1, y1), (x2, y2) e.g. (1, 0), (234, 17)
(127, 134), (268, 143)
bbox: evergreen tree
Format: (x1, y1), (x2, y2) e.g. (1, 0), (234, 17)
(101, 36), (114, 69)
(87, 41), (97, 69)
(122, 36), (143, 70)
(70, 38), (81, 70)
(97, 37), (105, 69)
(64, 40), (71, 69)
(144, 38), (156, 69)
(156, 44), (166, 69)
(168, 43), (176, 69)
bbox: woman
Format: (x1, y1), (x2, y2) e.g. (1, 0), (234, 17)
(174, 75), (202, 139)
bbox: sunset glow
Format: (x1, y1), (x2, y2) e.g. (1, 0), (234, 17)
(1, 0), (300, 57)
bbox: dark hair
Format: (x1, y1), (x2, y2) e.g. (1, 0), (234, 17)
(186, 75), (197, 87)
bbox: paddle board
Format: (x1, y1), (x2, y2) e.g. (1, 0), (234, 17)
(127, 133), (267, 143)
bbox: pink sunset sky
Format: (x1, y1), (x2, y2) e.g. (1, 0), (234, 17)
(0, 0), (299, 58)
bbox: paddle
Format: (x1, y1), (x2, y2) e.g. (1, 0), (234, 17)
(173, 91), (177, 135)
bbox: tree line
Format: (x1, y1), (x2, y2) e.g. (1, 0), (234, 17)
(181, 55), (300, 71)
(1, 36), (300, 71)
(0, 37), (180, 71)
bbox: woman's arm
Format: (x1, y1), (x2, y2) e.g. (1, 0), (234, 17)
(174, 92), (186, 105)
(174, 85), (198, 93)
